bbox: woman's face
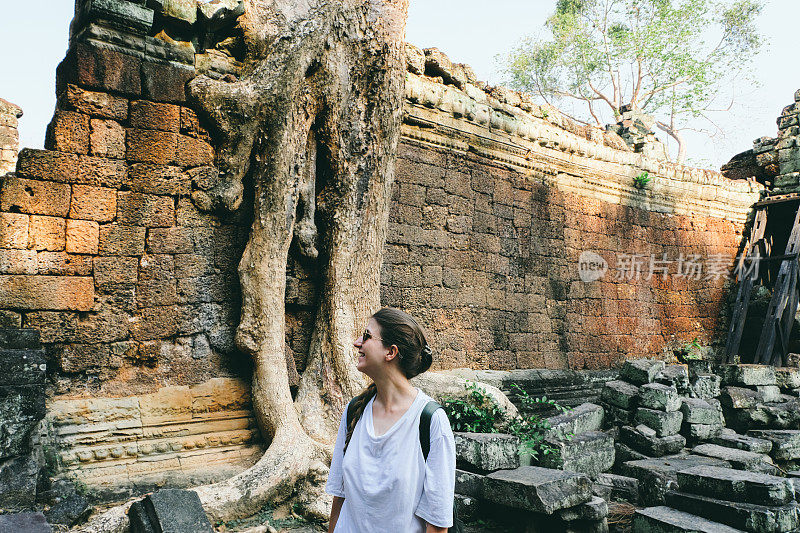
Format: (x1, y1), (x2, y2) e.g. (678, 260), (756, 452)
(353, 318), (389, 377)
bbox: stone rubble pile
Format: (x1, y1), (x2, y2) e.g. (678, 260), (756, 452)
(453, 432), (609, 532)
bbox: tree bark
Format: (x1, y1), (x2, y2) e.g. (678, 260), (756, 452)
(78, 0), (408, 530)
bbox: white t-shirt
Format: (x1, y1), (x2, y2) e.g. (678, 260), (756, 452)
(325, 388), (456, 532)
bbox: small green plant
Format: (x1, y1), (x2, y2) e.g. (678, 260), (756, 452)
(633, 171), (651, 189)
(676, 337), (707, 363)
(441, 382), (570, 462)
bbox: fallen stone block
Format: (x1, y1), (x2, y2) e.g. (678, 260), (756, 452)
(656, 365), (690, 395)
(600, 401), (632, 426)
(0, 512), (52, 533)
(594, 473), (638, 504)
(621, 454), (730, 506)
(455, 469), (483, 498)
(757, 386), (783, 403)
(615, 441), (648, 464)
(129, 489), (213, 533)
(681, 397), (723, 425)
(720, 386), (762, 409)
(620, 359), (665, 386)
(666, 490), (800, 532)
(634, 408), (683, 437)
(711, 429), (773, 454)
(692, 443), (777, 474)
(545, 403), (604, 441)
(748, 430), (800, 461)
(454, 432), (520, 473)
(483, 466), (592, 514)
(0, 454), (40, 512)
(677, 465), (794, 506)
(776, 368), (800, 390)
(454, 494), (480, 523)
(683, 423), (724, 443)
(722, 365), (777, 387)
(690, 373), (722, 400)
(640, 383), (681, 412)
(620, 425), (685, 457)
(601, 380), (639, 409)
(539, 431), (615, 477)
(557, 495), (608, 522)
(633, 506), (745, 532)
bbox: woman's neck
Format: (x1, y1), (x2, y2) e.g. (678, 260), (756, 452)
(372, 372), (416, 411)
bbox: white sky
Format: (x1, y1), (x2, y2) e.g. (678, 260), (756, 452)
(1, 0), (798, 169)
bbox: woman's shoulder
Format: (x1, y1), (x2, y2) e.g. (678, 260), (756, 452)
(415, 389), (453, 437)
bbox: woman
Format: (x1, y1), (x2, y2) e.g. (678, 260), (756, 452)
(326, 307), (456, 532)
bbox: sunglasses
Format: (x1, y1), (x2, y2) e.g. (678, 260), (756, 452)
(361, 330), (383, 343)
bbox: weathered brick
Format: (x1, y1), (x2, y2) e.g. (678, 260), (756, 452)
(70, 184), (117, 222)
(147, 227), (194, 253)
(56, 343), (110, 373)
(174, 253), (216, 278)
(137, 278), (178, 307)
(125, 164), (191, 195)
(0, 212), (29, 248)
(99, 224), (146, 256)
(0, 275), (94, 310)
(126, 129), (177, 164)
(0, 176), (70, 216)
(75, 155), (127, 188)
(177, 275), (234, 303)
(36, 252), (93, 276)
(89, 119), (126, 159)
(129, 100), (180, 132)
(138, 254), (174, 280)
(0, 249), (36, 274)
(94, 256), (138, 285)
(116, 192), (174, 227)
(176, 197), (218, 226)
(175, 135), (214, 167)
(44, 111), (90, 155)
(141, 61), (194, 103)
(61, 84), (128, 120)
(61, 42), (142, 96)
(65, 219), (99, 254)
(131, 305), (180, 340)
(28, 215), (66, 251)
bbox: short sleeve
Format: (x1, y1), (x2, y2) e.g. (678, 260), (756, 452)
(415, 408), (455, 528)
(325, 406), (348, 498)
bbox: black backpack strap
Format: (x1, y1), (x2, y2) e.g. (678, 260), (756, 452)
(419, 400), (442, 461)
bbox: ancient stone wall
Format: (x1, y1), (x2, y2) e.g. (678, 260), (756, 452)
(0, 99), (23, 176)
(0, 1), (762, 496)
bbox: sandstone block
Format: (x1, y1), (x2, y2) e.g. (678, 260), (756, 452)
(640, 383), (681, 412)
(45, 111), (90, 155)
(720, 386), (761, 409)
(681, 397), (723, 425)
(621, 454), (731, 507)
(677, 465), (794, 506)
(748, 430), (800, 461)
(62, 84), (128, 120)
(117, 192), (175, 227)
(174, 253), (215, 278)
(455, 469), (484, 498)
(89, 118), (126, 159)
(545, 403), (604, 440)
(0, 249), (36, 274)
(633, 506), (744, 533)
(141, 61), (194, 103)
(483, 466), (592, 514)
(0, 212), (29, 248)
(56, 343), (110, 373)
(176, 135), (214, 167)
(691, 443), (777, 474)
(130, 305), (180, 340)
(711, 429), (773, 454)
(620, 359), (665, 385)
(94, 256), (138, 285)
(454, 432), (520, 473)
(36, 252), (93, 276)
(722, 364), (777, 386)
(683, 423), (724, 443)
(690, 372), (721, 399)
(129, 100), (180, 132)
(126, 128), (177, 164)
(28, 215), (66, 251)
(147, 227), (194, 254)
(539, 431), (615, 477)
(99, 224), (146, 255)
(65, 42), (142, 96)
(656, 365), (690, 394)
(66, 219), (99, 254)
(635, 408), (683, 437)
(776, 368), (800, 390)
(593, 473), (638, 504)
(666, 490), (800, 533)
(601, 380), (639, 409)
(70, 184), (116, 222)
(0, 275), (94, 310)
(180, 107), (208, 139)
(557, 496), (608, 522)
(756, 385), (782, 403)
(126, 163), (190, 195)
(601, 401), (633, 426)
(1, 176), (70, 216)
(129, 489), (213, 533)
(620, 425), (685, 457)
(75, 155), (127, 188)
(137, 278), (178, 308)
(15, 149), (78, 183)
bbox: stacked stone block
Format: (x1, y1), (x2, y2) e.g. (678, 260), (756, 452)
(538, 403), (615, 478)
(767, 90), (800, 192)
(454, 433), (608, 532)
(0, 98), (23, 176)
(719, 365), (800, 433)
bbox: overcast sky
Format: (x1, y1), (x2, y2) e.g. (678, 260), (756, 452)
(1, 0), (798, 169)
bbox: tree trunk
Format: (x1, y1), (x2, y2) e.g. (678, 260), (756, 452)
(656, 121), (686, 165)
(78, 0), (408, 530)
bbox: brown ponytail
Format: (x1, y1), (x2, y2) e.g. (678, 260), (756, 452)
(343, 382), (377, 453)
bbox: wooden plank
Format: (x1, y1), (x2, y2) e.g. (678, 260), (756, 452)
(755, 205), (800, 365)
(725, 208), (768, 363)
(754, 193), (800, 207)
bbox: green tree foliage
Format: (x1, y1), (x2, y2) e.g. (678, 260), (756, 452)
(502, 0), (764, 163)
